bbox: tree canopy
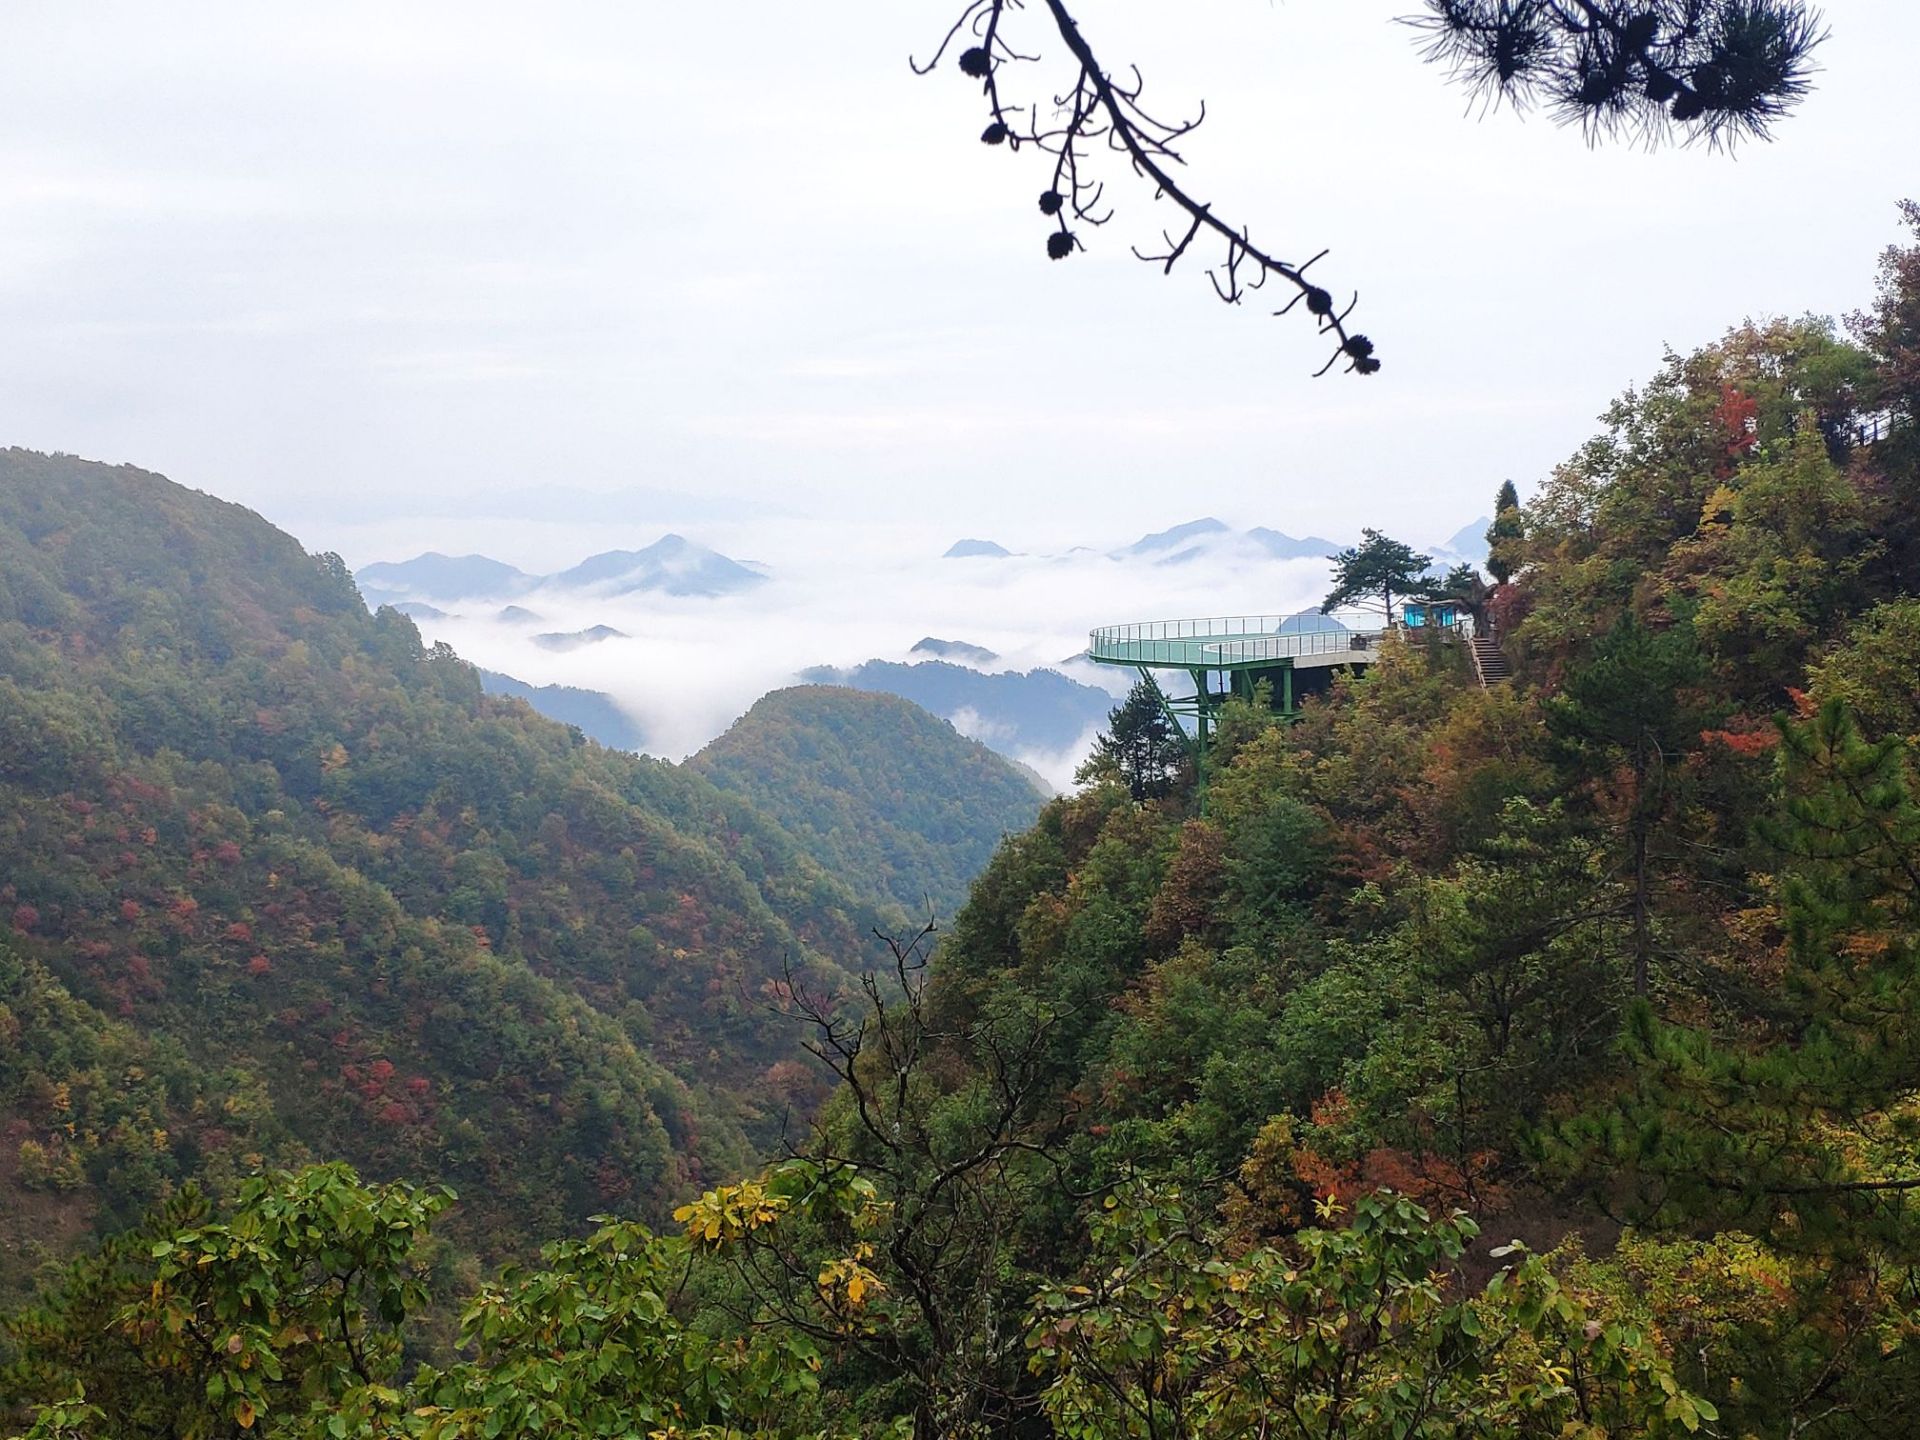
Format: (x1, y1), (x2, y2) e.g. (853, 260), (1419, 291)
(1322, 528), (1436, 620)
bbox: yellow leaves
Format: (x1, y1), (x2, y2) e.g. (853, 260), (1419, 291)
(672, 1179), (790, 1249)
(319, 742), (350, 774)
(234, 1399), (256, 1429)
(817, 1252), (886, 1312)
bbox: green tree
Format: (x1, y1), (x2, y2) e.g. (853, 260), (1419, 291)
(1323, 530), (1434, 623)
(1435, 562), (1492, 635)
(1083, 681), (1186, 803)
(1551, 700), (1920, 1433)
(673, 923), (1075, 1439)
(5, 1165), (450, 1440)
(1810, 598), (1920, 742)
(1028, 1185), (1711, 1440)
(1485, 480), (1524, 586)
(406, 1218), (836, 1440)
(1546, 613), (1713, 996)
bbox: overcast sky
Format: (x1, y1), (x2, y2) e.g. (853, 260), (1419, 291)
(3, 1), (1915, 571)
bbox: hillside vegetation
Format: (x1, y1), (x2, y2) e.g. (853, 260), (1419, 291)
(0, 452), (905, 1274)
(691, 686), (1046, 920)
(8, 208), (1920, 1439)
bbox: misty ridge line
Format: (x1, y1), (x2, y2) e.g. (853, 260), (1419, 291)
(355, 532), (769, 607)
(355, 512), (1495, 607)
(369, 510), (1493, 791)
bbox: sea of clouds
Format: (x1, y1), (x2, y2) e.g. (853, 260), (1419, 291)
(344, 515), (1357, 791)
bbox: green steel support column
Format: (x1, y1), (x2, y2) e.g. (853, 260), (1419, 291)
(1189, 668), (1213, 817)
(1282, 661), (1294, 717)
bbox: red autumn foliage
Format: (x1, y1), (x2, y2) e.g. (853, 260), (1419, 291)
(1713, 385), (1761, 471)
(1701, 722), (1781, 757)
(1290, 1091), (1509, 1218)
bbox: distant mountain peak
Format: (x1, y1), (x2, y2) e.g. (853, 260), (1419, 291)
(480, 670), (647, 751)
(1245, 526), (1342, 560)
(1434, 515), (1493, 565)
(550, 535), (765, 598)
(533, 625), (630, 653)
(911, 637), (1001, 666)
(944, 539), (1012, 559)
(356, 552), (533, 604)
(1276, 609), (1349, 634)
(1125, 517), (1230, 555)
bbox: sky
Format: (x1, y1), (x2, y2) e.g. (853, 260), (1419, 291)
(3, 2), (1915, 767)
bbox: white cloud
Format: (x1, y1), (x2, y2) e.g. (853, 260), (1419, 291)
(383, 517), (1369, 783)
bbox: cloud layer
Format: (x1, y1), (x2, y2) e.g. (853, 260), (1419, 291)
(378, 520), (1368, 788)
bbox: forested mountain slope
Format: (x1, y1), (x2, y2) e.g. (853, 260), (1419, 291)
(892, 224), (1920, 1433)
(690, 686), (1046, 920)
(10, 212), (1920, 1440)
(0, 451), (897, 1277)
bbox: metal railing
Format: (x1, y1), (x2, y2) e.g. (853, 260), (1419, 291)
(1202, 629), (1381, 664)
(1088, 614), (1385, 668)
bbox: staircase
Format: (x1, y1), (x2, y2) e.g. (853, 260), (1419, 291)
(1470, 635), (1512, 688)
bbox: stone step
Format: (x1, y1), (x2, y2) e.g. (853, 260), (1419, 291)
(1471, 638), (1511, 687)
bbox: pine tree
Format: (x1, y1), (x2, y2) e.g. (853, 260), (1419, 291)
(1546, 613), (1712, 996)
(1486, 479), (1525, 586)
(1084, 682), (1186, 802)
(1322, 529), (1434, 622)
(1551, 701), (1920, 1431)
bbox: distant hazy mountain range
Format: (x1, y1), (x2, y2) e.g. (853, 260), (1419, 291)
(1120, 517), (1341, 564)
(1277, 610), (1350, 634)
(357, 534), (765, 607)
(478, 670), (649, 751)
(800, 658), (1115, 759)
(941, 518), (1341, 567)
(939, 517), (1489, 571)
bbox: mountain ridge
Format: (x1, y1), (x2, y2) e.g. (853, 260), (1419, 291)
(0, 449), (895, 1286)
(357, 533), (765, 606)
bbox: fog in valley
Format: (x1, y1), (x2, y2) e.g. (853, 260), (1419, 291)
(348, 514), (1457, 787)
